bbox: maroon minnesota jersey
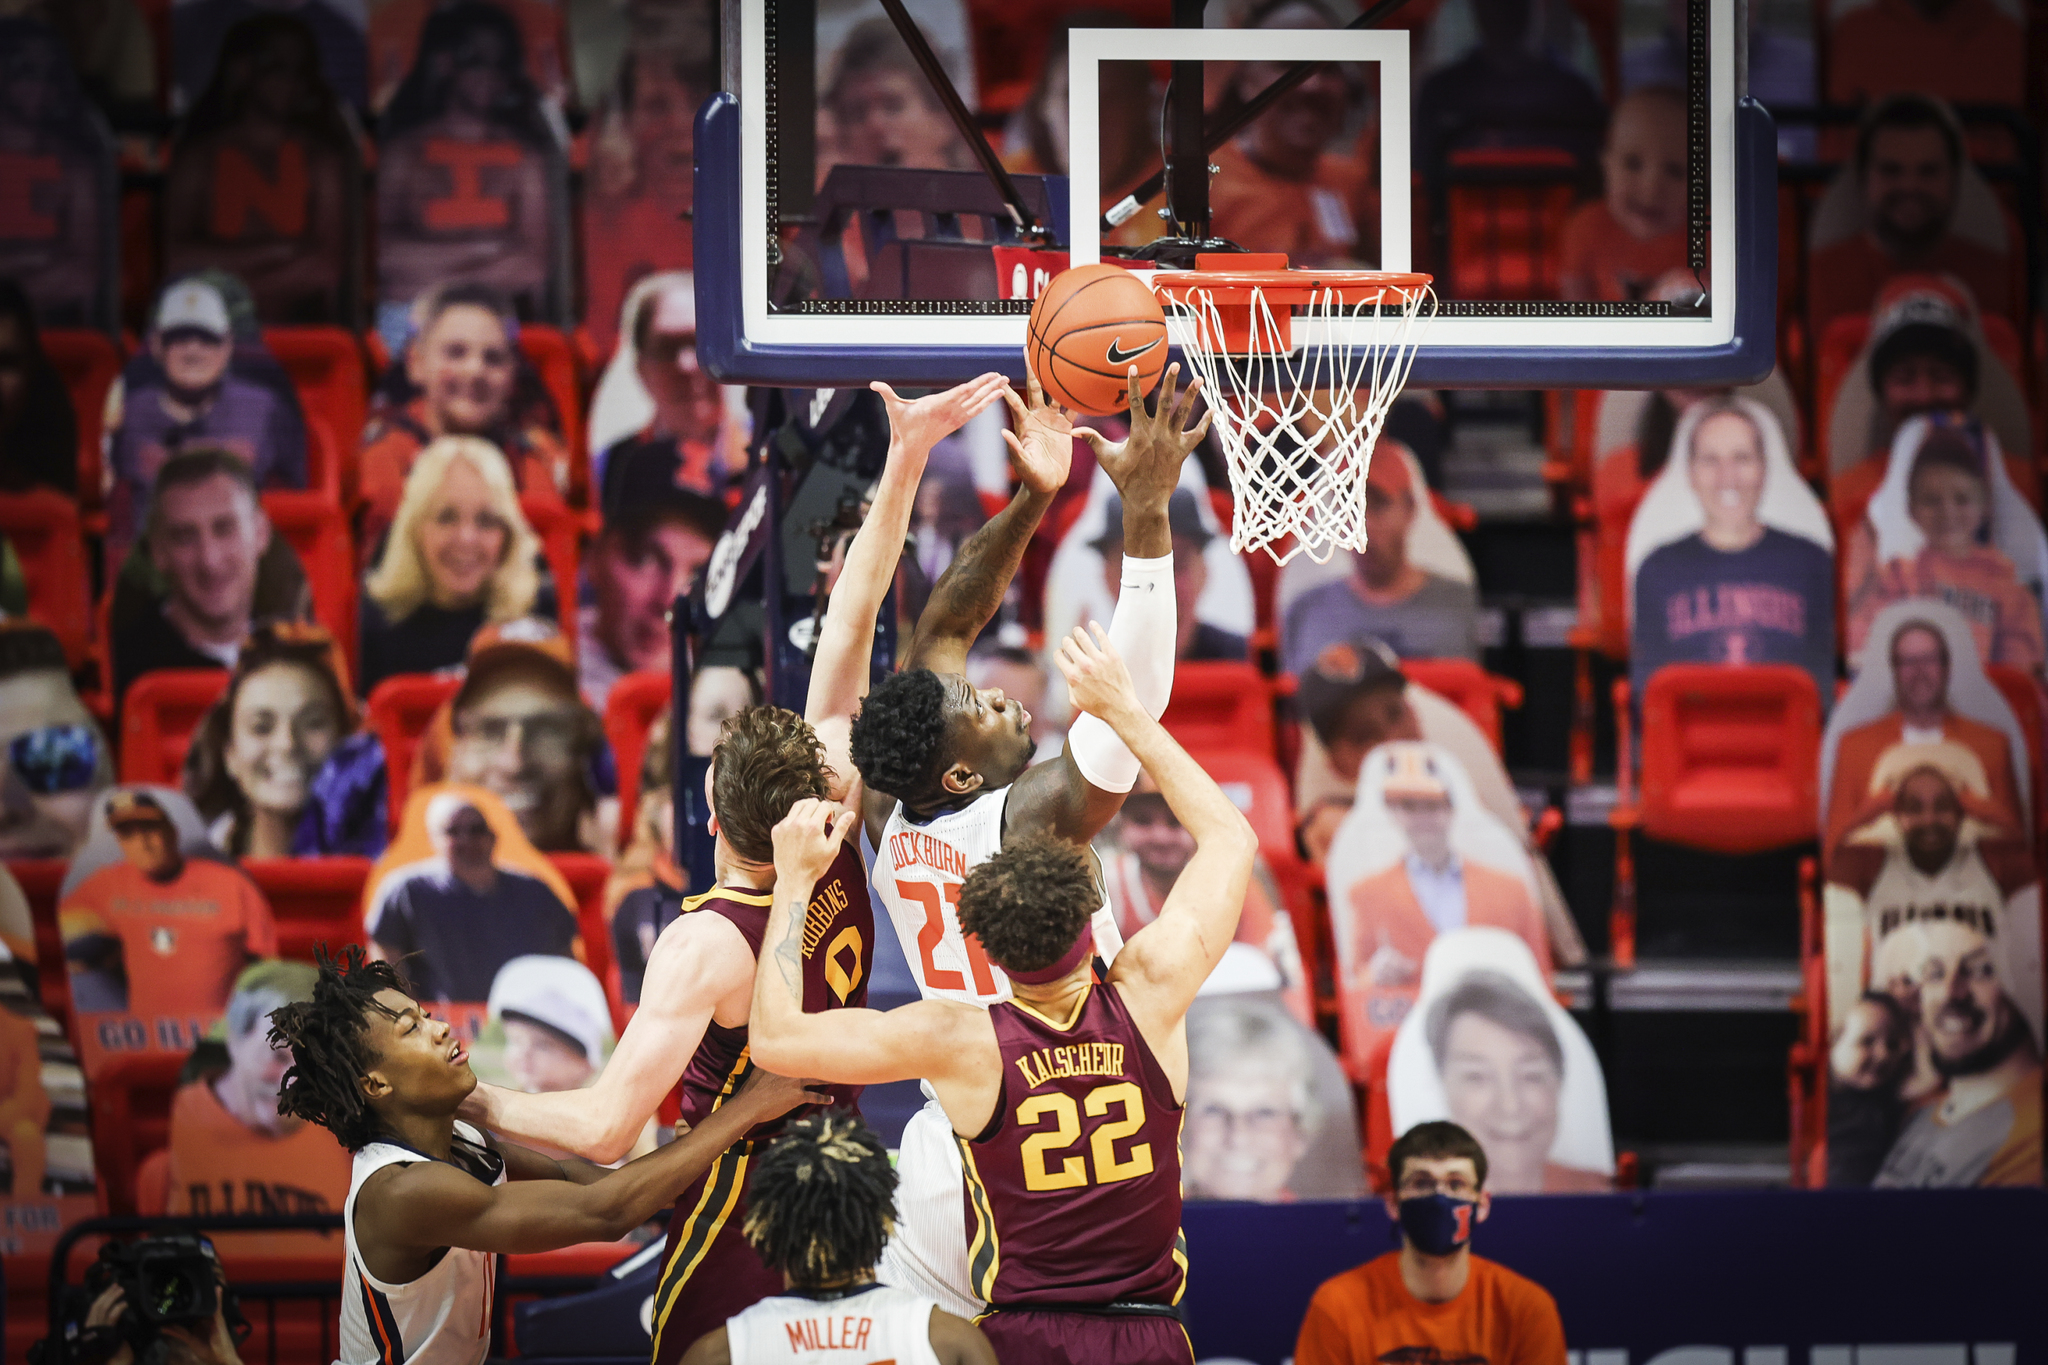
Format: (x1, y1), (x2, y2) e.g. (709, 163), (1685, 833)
(959, 982), (1188, 1310)
(647, 841), (874, 1365)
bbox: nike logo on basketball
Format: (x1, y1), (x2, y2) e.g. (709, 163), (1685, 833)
(1105, 336), (1163, 366)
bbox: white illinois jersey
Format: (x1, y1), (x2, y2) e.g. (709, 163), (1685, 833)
(724, 1284), (943, 1364)
(339, 1122), (504, 1365)
(874, 785), (1123, 1007)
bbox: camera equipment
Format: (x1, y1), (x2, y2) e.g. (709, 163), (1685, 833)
(32, 1234), (243, 1365)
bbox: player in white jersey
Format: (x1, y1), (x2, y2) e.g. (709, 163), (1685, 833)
(680, 1113), (994, 1365)
(800, 363), (1209, 1314)
(270, 947), (822, 1365)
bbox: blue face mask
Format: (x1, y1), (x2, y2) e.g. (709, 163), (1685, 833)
(1397, 1193), (1477, 1256)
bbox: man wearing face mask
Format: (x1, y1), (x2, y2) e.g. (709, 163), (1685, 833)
(1295, 1119), (1565, 1365)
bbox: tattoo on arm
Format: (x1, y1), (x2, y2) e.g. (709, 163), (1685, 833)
(774, 901), (806, 996)
(912, 494), (1047, 655)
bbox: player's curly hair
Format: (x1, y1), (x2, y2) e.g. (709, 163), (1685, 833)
(269, 945), (410, 1151)
(848, 668), (949, 805)
(741, 1112), (897, 1287)
(713, 705), (830, 865)
(957, 832), (1097, 974)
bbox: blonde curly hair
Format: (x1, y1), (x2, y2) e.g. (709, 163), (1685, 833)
(365, 436), (540, 624)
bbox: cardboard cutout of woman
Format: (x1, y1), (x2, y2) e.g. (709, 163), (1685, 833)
(1183, 990), (1365, 1202)
(1844, 415), (2048, 675)
(1324, 741), (1551, 1062)
(1625, 396), (1836, 706)
(1387, 927), (1615, 1194)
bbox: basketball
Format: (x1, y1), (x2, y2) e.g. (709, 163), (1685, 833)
(1026, 263), (1170, 414)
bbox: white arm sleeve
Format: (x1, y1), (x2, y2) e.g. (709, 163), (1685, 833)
(1065, 552), (1176, 793)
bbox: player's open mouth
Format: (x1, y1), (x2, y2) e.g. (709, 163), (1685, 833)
(449, 1041), (468, 1066)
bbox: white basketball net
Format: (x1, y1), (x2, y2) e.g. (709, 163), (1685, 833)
(1164, 279), (1434, 565)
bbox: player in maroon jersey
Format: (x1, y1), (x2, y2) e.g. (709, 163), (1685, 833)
(456, 375), (1001, 1362)
(752, 624), (1258, 1365)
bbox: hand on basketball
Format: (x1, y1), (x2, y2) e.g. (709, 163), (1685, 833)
(1053, 621), (1139, 725)
(733, 1065), (836, 1120)
(999, 366), (1078, 498)
(770, 797), (857, 887)
(1074, 363), (1212, 507)
(871, 373), (1009, 457)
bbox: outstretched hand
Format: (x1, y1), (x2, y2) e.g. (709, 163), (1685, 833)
(872, 373), (1009, 458)
(1000, 367), (1078, 498)
(1074, 362), (1212, 508)
(1054, 621), (1139, 725)
(770, 797), (858, 889)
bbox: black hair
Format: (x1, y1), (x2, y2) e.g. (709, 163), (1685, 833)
(1870, 322), (1977, 402)
(741, 1112), (898, 1287)
(0, 621), (69, 682)
(0, 18), (97, 153)
(179, 13), (353, 150)
(957, 832), (1097, 973)
(1424, 969), (1564, 1077)
(1855, 93), (1962, 179)
(848, 668), (949, 805)
(0, 277), (79, 497)
(1386, 1119), (1489, 1192)
(381, 0), (552, 148)
(269, 945), (411, 1151)
(146, 446), (263, 545)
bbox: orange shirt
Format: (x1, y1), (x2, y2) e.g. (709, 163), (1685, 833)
(58, 860), (277, 1019)
(1209, 141), (1375, 267)
(1559, 200), (1689, 303)
(1296, 1253), (1568, 1365)
(1809, 231), (2022, 336)
(165, 1078), (353, 1258)
(356, 398), (567, 554)
(1827, 0), (2025, 115)
(1848, 544), (2047, 673)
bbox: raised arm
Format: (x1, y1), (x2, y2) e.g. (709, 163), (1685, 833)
(901, 372), (1075, 676)
(748, 800), (997, 1093)
(1002, 365), (1212, 845)
(462, 912), (756, 1163)
(364, 1067), (824, 1256)
(808, 374), (1008, 800)
(1056, 626), (1255, 1043)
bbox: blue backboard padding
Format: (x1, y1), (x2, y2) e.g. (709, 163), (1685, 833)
(694, 92), (1778, 391)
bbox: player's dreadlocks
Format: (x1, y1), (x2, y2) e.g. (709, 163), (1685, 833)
(269, 945), (411, 1151)
(741, 1112), (898, 1288)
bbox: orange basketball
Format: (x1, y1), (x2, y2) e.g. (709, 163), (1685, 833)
(1026, 263), (1169, 414)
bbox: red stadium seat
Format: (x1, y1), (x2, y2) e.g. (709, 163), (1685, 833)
(367, 673), (462, 827)
(242, 857), (372, 961)
(604, 670), (672, 836)
(119, 669), (229, 784)
(1984, 664), (2048, 846)
(1439, 148), (1578, 300)
(5, 857), (71, 1022)
(0, 490), (93, 666)
(264, 325), (368, 498)
(1160, 662), (1276, 759)
(521, 494), (587, 647)
(1401, 658), (1524, 757)
(519, 324), (586, 503)
(1623, 664), (1824, 855)
(301, 410), (345, 506)
(262, 491), (358, 671)
(88, 1051), (185, 1215)
(547, 852), (616, 1023)
(42, 328), (123, 508)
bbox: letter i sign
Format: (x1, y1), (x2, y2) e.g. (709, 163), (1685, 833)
(1453, 1204), (1473, 1241)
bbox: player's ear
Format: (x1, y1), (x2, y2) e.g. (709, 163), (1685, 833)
(359, 1068), (393, 1103)
(940, 763), (984, 797)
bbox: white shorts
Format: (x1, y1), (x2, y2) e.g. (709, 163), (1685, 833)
(878, 1099), (979, 1319)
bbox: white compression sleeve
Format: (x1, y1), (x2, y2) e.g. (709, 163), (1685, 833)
(1065, 552), (1176, 793)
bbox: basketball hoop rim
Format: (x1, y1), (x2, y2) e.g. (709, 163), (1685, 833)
(1146, 267), (1433, 303)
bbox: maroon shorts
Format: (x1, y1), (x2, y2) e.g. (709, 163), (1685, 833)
(647, 1143), (782, 1365)
(975, 1306), (1194, 1365)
